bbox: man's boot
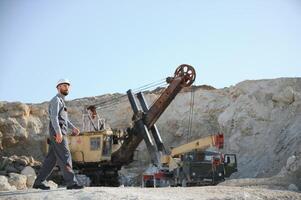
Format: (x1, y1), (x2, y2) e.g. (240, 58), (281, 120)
(32, 181), (50, 190)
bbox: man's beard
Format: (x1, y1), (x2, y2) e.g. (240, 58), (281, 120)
(61, 90), (69, 96)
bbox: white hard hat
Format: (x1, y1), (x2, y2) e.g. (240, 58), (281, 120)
(56, 78), (71, 88)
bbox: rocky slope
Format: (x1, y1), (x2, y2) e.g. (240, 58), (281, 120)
(0, 78), (300, 190)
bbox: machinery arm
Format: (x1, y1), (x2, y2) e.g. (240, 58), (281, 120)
(160, 133), (224, 170)
(170, 133), (224, 157)
(145, 65), (196, 128)
(111, 64), (196, 165)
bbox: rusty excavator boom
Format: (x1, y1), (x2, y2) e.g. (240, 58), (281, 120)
(111, 64), (196, 166)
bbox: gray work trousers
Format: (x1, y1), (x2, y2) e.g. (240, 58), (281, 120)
(35, 136), (78, 186)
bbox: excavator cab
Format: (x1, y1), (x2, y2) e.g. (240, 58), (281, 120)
(68, 130), (115, 163)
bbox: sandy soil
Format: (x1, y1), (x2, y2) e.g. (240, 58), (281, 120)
(0, 186), (300, 200)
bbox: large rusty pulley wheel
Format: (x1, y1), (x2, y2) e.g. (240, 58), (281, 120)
(174, 64), (196, 87)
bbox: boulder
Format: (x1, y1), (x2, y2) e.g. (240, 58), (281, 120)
(0, 175), (16, 191)
(26, 175), (36, 188)
(21, 166), (36, 176)
(0, 118), (28, 141)
(285, 155), (300, 173)
(288, 184), (299, 192)
(21, 166), (37, 188)
(8, 173), (27, 190)
(46, 180), (58, 189)
(272, 86), (295, 105)
(3, 102), (30, 118)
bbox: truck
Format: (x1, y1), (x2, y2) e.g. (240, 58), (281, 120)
(142, 134), (238, 187)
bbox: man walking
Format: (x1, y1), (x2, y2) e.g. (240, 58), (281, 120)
(33, 79), (84, 190)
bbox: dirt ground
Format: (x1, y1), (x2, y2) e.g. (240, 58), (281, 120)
(0, 186), (300, 200)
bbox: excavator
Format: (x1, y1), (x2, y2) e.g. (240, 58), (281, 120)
(64, 64), (237, 186)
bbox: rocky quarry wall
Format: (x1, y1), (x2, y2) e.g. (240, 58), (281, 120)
(0, 78), (300, 190)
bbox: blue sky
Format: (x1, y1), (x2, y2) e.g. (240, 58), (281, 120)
(0, 0), (300, 103)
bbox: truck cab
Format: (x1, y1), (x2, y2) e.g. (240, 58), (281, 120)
(224, 154), (238, 177)
(175, 150), (237, 186)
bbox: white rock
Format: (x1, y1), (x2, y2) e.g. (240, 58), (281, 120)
(21, 166), (36, 176)
(288, 184), (299, 192)
(0, 175), (16, 191)
(272, 86), (295, 104)
(8, 173), (27, 190)
(21, 166), (36, 188)
(46, 180), (58, 189)
(286, 155), (296, 168)
(26, 175), (36, 188)
(285, 155), (300, 173)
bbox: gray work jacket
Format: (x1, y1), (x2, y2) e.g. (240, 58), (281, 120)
(48, 93), (76, 136)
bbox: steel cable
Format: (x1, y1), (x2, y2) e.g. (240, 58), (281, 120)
(187, 86), (195, 142)
(95, 80), (168, 111)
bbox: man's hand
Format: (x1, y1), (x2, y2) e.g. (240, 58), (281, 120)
(54, 132), (63, 143)
(71, 127), (80, 136)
